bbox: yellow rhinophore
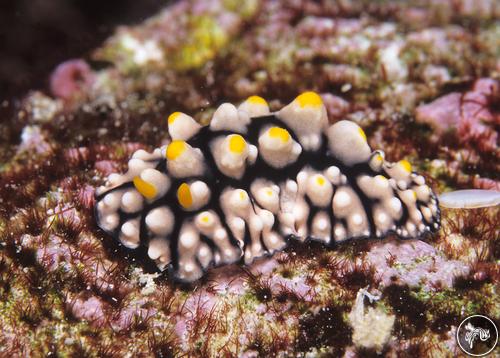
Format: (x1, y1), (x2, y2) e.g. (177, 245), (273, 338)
(166, 140), (187, 160)
(133, 176), (157, 200)
(177, 183), (193, 209)
(296, 91), (323, 107)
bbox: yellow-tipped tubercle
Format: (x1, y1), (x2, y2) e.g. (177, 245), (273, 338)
(268, 127), (290, 142)
(296, 91), (323, 107)
(247, 95), (267, 106)
(168, 112), (182, 125)
(133, 176), (157, 200)
(177, 183), (193, 208)
(228, 134), (246, 154)
(399, 159), (412, 173)
(358, 127), (367, 142)
(166, 140), (187, 160)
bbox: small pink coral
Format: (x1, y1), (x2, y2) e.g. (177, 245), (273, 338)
(50, 59), (95, 101)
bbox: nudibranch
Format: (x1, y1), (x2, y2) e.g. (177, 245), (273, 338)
(95, 92), (441, 282)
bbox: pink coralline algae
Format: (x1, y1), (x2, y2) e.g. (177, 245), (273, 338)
(67, 294), (108, 326)
(49, 59), (95, 101)
(366, 238), (470, 290)
(416, 78), (499, 153)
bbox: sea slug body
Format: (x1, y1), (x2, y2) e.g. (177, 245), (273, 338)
(95, 92), (441, 282)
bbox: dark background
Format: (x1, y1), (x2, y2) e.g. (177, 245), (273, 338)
(0, 0), (167, 100)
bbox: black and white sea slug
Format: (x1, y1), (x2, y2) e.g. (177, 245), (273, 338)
(95, 92), (441, 282)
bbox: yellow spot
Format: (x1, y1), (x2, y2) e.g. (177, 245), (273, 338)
(413, 191), (417, 200)
(239, 190), (247, 200)
(268, 127), (290, 142)
(296, 91), (322, 107)
(133, 176), (157, 199)
(228, 134), (246, 154)
(375, 154), (383, 163)
(177, 183), (193, 209)
(167, 112), (182, 125)
(265, 189), (274, 196)
(247, 95), (267, 106)
(375, 175), (388, 182)
(316, 176), (326, 186)
(399, 160), (412, 173)
(358, 127), (367, 142)
(200, 214), (210, 223)
(166, 140), (186, 160)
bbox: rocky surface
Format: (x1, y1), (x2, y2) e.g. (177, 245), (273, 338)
(0, 0), (499, 356)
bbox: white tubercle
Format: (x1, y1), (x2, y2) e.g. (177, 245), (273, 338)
(120, 219), (141, 249)
(334, 224), (346, 242)
(415, 185), (431, 202)
(327, 120), (371, 166)
(251, 181), (280, 213)
(102, 191), (122, 211)
(296, 170), (309, 194)
(176, 225), (204, 282)
(145, 206), (174, 236)
(421, 206), (433, 222)
(148, 238), (171, 270)
(211, 134), (249, 179)
(177, 181), (211, 211)
(325, 166), (341, 185)
(332, 186), (369, 236)
(228, 189), (251, 216)
(121, 190), (144, 213)
(368, 150), (385, 172)
(306, 174), (333, 207)
(439, 189), (500, 209)
(385, 197), (403, 220)
(167, 112), (201, 141)
(127, 158), (156, 177)
(312, 211), (331, 244)
(197, 243), (214, 269)
(139, 168), (170, 199)
(385, 160), (413, 183)
(258, 126), (302, 168)
(292, 198), (310, 239)
(373, 206), (392, 232)
(210, 103), (250, 133)
(99, 213), (119, 231)
(277, 92), (328, 151)
(132, 148), (162, 161)
(166, 140), (205, 178)
(357, 175), (392, 199)
(238, 95), (270, 117)
(332, 188), (352, 215)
